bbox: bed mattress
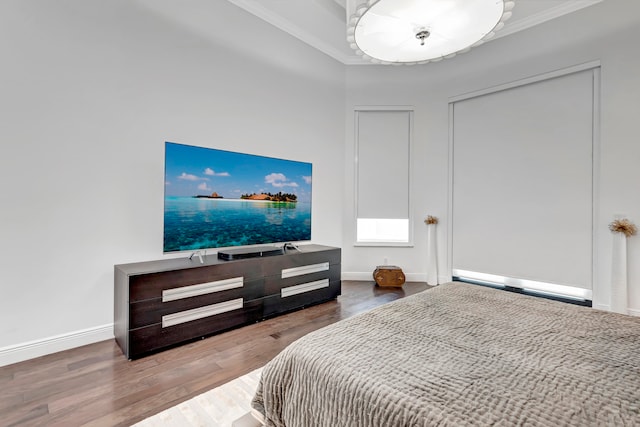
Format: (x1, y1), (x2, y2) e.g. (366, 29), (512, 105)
(252, 282), (640, 426)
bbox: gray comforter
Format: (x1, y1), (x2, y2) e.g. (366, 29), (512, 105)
(252, 282), (640, 426)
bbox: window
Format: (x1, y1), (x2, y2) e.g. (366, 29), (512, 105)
(355, 109), (412, 245)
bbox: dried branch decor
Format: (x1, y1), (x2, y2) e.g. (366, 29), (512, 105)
(609, 218), (637, 238)
(425, 215), (438, 225)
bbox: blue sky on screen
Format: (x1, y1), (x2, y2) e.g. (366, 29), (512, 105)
(164, 142), (312, 202)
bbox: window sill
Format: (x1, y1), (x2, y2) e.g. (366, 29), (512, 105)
(353, 242), (414, 248)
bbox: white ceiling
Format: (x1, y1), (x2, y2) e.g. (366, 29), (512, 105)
(225, 0), (603, 64)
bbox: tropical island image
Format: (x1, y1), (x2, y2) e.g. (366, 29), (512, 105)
(195, 191), (298, 202)
(163, 142), (312, 252)
(241, 191), (298, 202)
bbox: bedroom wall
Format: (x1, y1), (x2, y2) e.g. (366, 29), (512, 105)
(0, 0), (345, 365)
(343, 1), (640, 313)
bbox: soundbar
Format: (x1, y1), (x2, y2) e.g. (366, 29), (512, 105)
(217, 245), (285, 261)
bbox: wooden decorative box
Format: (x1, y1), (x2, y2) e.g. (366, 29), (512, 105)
(373, 265), (405, 287)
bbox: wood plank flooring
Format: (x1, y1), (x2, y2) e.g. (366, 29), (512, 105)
(0, 280), (430, 427)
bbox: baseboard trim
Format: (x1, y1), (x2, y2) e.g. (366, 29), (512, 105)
(579, 304), (639, 317)
(0, 324), (114, 367)
(342, 271), (431, 283)
(627, 308), (640, 317)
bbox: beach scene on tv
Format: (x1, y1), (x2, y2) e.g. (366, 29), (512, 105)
(163, 142), (312, 252)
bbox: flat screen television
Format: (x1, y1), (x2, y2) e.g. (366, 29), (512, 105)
(163, 142), (312, 253)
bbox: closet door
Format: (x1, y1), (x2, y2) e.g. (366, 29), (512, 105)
(451, 68), (597, 299)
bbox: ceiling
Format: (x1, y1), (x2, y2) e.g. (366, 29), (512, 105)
(225, 0), (603, 64)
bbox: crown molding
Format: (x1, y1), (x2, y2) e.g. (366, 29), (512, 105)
(495, 0), (603, 40)
(226, 0), (353, 64)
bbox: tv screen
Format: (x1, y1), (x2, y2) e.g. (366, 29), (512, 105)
(163, 142), (312, 253)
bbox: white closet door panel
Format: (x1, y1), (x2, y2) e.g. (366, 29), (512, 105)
(452, 70), (594, 290)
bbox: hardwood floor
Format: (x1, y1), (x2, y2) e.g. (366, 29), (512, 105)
(0, 280), (430, 427)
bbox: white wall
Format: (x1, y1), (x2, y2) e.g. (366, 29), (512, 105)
(0, 0), (345, 363)
(343, 1), (640, 312)
(4, 0), (640, 365)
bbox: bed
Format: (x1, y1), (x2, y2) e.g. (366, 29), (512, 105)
(251, 281), (640, 426)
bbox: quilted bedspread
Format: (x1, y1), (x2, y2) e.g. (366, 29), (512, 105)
(251, 282), (640, 426)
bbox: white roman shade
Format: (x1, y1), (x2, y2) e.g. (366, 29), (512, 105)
(450, 66), (598, 300)
(355, 109), (412, 245)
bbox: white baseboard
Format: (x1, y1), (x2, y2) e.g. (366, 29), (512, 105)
(341, 271), (447, 285)
(0, 324), (114, 367)
(341, 272), (368, 281)
(591, 304), (639, 317)
(341, 271), (420, 281)
(626, 308), (640, 316)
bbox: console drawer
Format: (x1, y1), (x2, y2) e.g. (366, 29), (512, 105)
(128, 299), (263, 358)
(264, 263), (341, 296)
(129, 278), (263, 329)
(260, 249), (341, 275)
(263, 280), (341, 317)
(129, 260), (263, 302)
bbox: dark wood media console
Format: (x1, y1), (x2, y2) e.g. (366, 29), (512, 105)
(114, 245), (341, 359)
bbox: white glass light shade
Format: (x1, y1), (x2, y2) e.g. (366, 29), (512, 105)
(347, 0), (515, 64)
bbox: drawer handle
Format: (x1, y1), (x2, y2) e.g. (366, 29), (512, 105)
(162, 277), (244, 302)
(281, 279), (330, 298)
(162, 298), (244, 328)
(281, 262), (329, 279)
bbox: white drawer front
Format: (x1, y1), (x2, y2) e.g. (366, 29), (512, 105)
(162, 298), (244, 328)
(281, 279), (330, 298)
(281, 262), (329, 279)
(162, 277), (244, 302)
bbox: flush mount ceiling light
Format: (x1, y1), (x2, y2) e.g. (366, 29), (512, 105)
(347, 0), (515, 65)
